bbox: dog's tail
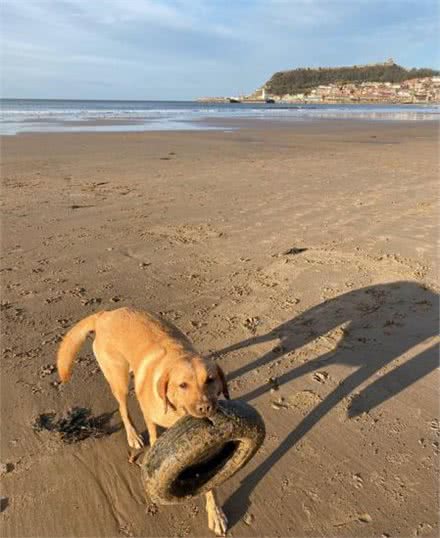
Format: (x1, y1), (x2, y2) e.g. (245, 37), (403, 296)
(57, 312), (102, 382)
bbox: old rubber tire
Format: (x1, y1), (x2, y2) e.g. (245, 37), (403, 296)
(141, 399), (265, 504)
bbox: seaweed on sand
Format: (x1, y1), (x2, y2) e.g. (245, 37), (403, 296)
(33, 407), (118, 443)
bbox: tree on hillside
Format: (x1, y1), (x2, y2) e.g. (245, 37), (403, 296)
(266, 63), (440, 95)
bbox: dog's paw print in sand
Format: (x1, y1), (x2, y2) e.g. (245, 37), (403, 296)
(118, 523), (135, 537)
(288, 390), (322, 412)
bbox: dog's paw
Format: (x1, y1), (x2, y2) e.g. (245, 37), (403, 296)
(127, 429), (144, 449)
(208, 505), (228, 536)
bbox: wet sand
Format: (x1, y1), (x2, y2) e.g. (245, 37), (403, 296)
(1, 120), (439, 537)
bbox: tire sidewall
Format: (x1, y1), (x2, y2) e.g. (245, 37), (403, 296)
(142, 400), (265, 504)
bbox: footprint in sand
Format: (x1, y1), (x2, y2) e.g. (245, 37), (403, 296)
(289, 390), (322, 411)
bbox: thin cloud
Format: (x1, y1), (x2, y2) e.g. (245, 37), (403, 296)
(0, 0), (438, 99)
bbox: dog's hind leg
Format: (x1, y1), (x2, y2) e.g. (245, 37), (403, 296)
(206, 490), (228, 536)
(93, 342), (144, 449)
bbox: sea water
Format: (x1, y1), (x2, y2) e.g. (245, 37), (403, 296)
(0, 99), (438, 135)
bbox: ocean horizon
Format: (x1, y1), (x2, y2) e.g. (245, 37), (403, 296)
(1, 98), (438, 135)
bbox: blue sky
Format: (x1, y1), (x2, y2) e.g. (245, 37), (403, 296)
(1, 0), (438, 100)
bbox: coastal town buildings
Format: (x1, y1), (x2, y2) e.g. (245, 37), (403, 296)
(276, 77), (440, 104)
(199, 77), (440, 104)
(253, 77), (440, 104)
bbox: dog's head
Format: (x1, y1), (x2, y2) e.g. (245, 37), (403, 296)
(157, 357), (229, 418)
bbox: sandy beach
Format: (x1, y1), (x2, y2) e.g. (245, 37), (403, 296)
(1, 119), (438, 537)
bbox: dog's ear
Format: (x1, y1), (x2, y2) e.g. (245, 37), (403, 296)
(157, 367), (171, 413)
(136, 346), (165, 399)
(216, 365), (230, 400)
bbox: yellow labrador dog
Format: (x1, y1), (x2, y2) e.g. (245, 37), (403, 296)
(57, 307), (230, 535)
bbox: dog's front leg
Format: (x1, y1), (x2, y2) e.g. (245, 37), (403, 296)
(145, 419), (158, 446)
(206, 490), (228, 536)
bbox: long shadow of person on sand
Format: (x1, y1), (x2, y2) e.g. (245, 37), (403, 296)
(216, 281), (439, 525)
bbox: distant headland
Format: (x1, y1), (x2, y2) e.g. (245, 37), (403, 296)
(198, 59), (440, 104)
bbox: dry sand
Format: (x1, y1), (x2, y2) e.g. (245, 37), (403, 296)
(0, 120), (439, 537)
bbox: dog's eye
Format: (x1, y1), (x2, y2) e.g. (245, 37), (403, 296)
(179, 382), (188, 389)
(206, 376), (215, 384)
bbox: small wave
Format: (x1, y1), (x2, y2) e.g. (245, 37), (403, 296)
(1, 99), (438, 135)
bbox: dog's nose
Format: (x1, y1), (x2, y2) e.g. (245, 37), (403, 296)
(196, 402), (213, 416)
